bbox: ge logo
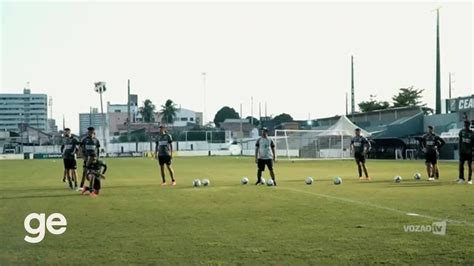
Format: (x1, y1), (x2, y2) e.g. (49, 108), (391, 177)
(24, 213), (67, 243)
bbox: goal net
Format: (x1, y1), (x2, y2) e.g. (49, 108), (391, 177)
(274, 129), (352, 160)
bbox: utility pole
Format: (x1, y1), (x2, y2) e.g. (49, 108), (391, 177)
(251, 97), (254, 126)
(202, 72), (207, 126)
(345, 92), (348, 115)
(448, 72), (452, 99)
(48, 96), (53, 131)
(239, 103), (243, 155)
(435, 8), (442, 114)
(239, 103), (243, 137)
(36, 115), (40, 146)
(127, 79), (131, 142)
(89, 106), (92, 130)
(351, 55), (355, 114)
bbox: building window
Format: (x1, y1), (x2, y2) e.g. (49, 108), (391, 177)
(190, 118), (194, 121)
(180, 117), (188, 121)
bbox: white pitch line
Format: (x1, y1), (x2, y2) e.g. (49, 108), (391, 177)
(281, 187), (474, 227)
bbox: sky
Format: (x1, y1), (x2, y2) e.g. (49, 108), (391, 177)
(1, 0), (473, 133)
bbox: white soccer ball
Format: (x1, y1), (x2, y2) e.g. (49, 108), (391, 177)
(394, 176), (402, 183)
(333, 177), (342, 185)
(241, 177), (249, 185)
(266, 178), (274, 186)
(202, 179), (210, 186)
(413, 173), (421, 180)
(305, 176), (314, 185)
(193, 179), (201, 187)
(260, 177), (266, 185)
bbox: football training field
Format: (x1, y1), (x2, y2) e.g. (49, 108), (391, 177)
(1, 157), (473, 264)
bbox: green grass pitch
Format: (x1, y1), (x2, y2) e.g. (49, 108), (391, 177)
(1, 157), (473, 264)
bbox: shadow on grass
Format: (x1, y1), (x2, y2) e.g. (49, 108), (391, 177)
(285, 179), (333, 183)
(0, 186), (78, 193)
(0, 193), (81, 200)
(385, 182), (450, 188)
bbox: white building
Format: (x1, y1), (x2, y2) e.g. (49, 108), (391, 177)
(78, 108), (107, 135)
(163, 108), (203, 127)
(0, 89), (48, 132)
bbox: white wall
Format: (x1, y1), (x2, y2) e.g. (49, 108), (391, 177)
(0, 154), (24, 160)
(18, 141), (230, 154)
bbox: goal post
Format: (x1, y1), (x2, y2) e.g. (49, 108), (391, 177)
(273, 129), (351, 160)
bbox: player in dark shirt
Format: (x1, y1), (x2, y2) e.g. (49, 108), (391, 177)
(78, 127), (101, 190)
(421, 126), (446, 181)
(81, 154), (107, 197)
(155, 125), (176, 186)
(60, 128), (79, 189)
(458, 120), (473, 184)
(350, 128), (371, 180)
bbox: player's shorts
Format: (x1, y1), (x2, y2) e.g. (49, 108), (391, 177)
(257, 159), (273, 171)
(425, 150), (438, 165)
(354, 152), (366, 164)
(82, 155), (96, 167)
(63, 159), (77, 170)
(460, 153), (473, 164)
(158, 155), (172, 166)
(87, 170), (101, 180)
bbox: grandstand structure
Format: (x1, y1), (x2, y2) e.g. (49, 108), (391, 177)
(310, 102), (473, 160)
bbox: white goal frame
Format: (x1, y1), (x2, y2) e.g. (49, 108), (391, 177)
(274, 129), (350, 160)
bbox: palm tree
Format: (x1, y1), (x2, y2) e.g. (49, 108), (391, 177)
(160, 99), (178, 126)
(139, 99), (156, 123)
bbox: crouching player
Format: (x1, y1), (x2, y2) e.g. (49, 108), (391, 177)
(81, 154), (107, 197)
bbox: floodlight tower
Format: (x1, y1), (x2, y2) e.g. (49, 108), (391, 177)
(94, 81), (107, 151)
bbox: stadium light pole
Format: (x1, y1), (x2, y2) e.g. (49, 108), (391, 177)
(94, 81), (107, 152)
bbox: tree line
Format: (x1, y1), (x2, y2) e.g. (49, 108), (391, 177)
(136, 87), (427, 129)
(358, 86), (426, 113)
(136, 99), (295, 128)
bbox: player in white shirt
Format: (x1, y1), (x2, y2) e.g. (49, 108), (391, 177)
(255, 128), (277, 186)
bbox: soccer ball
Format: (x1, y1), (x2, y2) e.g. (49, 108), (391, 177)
(266, 178), (274, 186)
(193, 179), (201, 187)
(241, 177), (249, 185)
(260, 177), (266, 185)
(305, 176), (314, 185)
(394, 176), (402, 183)
(333, 177), (342, 185)
(202, 179), (210, 186)
(413, 173), (421, 180)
